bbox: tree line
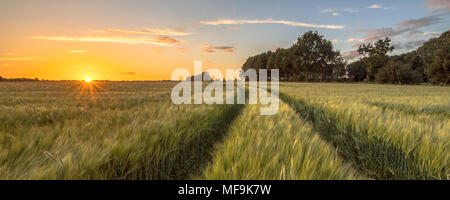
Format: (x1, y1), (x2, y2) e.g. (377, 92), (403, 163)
(242, 30), (449, 85)
(0, 76), (41, 82)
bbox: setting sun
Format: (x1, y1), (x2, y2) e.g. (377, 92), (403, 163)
(85, 77), (92, 83)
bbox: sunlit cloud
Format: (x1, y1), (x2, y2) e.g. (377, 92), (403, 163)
(367, 4), (397, 10)
(175, 47), (189, 53)
(367, 4), (382, 9)
(101, 28), (193, 36)
(201, 44), (236, 53)
(357, 15), (443, 42)
(120, 72), (136, 75)
(397, 15), (444, 28)
(424, 0), (450, 13)
(406, 30), (441, 37)
(228, 26), (241, 30)
(69, 50), (87, 53)
(331, 38), (364, 43)
(393, 40), (426, 50)
(424, 31), (440, 36)
(30, 35), (181, 46)
(198, 19), (345, 29)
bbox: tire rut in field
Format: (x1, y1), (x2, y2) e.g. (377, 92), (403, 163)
(280, 93), (430, 180)
(101, 103), (245, 180)
(166, 103), (246, 180)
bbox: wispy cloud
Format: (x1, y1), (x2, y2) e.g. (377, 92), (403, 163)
(228, 26), (241, 30)
(424, 31), (441, 36)
(101, 28), (193, 36)
(367, 4), (382, 9)
(69, 50), (87, 53)
(30, 35), (181, 46)
(393, 40), (426, 50)
(367, 4), (397, 10)
(332, 38), (364, 43)
(175, 47), (189, 53)
(201, 44), (236, 53)
(405, 30), (440, 38)
(320, 8), (358, 16)
(198, 19), (345, 29)
(357, 15), (443, 42)
(424, 0), (450, 13)
(397, 15), (444, 28)
(121, 72), (136, 75)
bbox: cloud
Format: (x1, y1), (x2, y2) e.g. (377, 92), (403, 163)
(201, 44), (236, 53)
(367, 4), (382, 9)
(367, 4), (397, 10)
(69, 50), (87, 53)
(331, 38), (364, 43)
(357, 15), (443, 42)
(424, 31), (440, 36)
(424, 0), (450, 13)
(393, 40), (426, 50)
(175, 47), (189, 53)
(343, 50), (360, 60)
(3, 53), (15, 56)
(405, 30), (441, 37)
(101, 28), (193, 36)
(397, 15), (443, 28)
(201, 48), (216, 53)
(228, 26), (241, 30)
(30, 35), (181, 47)
(346, 38), (365, 42)
(359, 27), (409, 42)
(320, 8), (358, 16)
(120, 72), (136, 75)
(198, 19), (345, 29)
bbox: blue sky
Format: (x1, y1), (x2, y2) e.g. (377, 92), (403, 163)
(0, 0), (449, 80)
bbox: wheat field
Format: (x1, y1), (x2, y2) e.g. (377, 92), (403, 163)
(0, 81), (448, 179)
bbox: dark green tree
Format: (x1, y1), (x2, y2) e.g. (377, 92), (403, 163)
(375, 60), (422, 84)
(291, 31), (344, 81)
(425, 39), (450, 85)
(346, 59), (367, 82)
(357, 37), (394, 81)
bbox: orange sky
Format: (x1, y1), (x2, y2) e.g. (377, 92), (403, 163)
(0, 0), (447, 80)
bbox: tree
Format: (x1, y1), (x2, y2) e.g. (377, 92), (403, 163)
(357, 37), (394, 81)
(375, 60), (422, 84)
(426, 39), (450, 85)
(290, 31), (344, 81)
(346, 59), (367, 82)
(241, 31), (344, 82)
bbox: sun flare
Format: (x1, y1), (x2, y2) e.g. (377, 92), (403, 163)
(85, 77), (92, 83)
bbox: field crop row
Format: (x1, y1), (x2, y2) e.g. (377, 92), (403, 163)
(279, 83), (449, 180)
(0, 82), (448, 180)
(201, 100), (361, 179)
(0, 82), (243, 179)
